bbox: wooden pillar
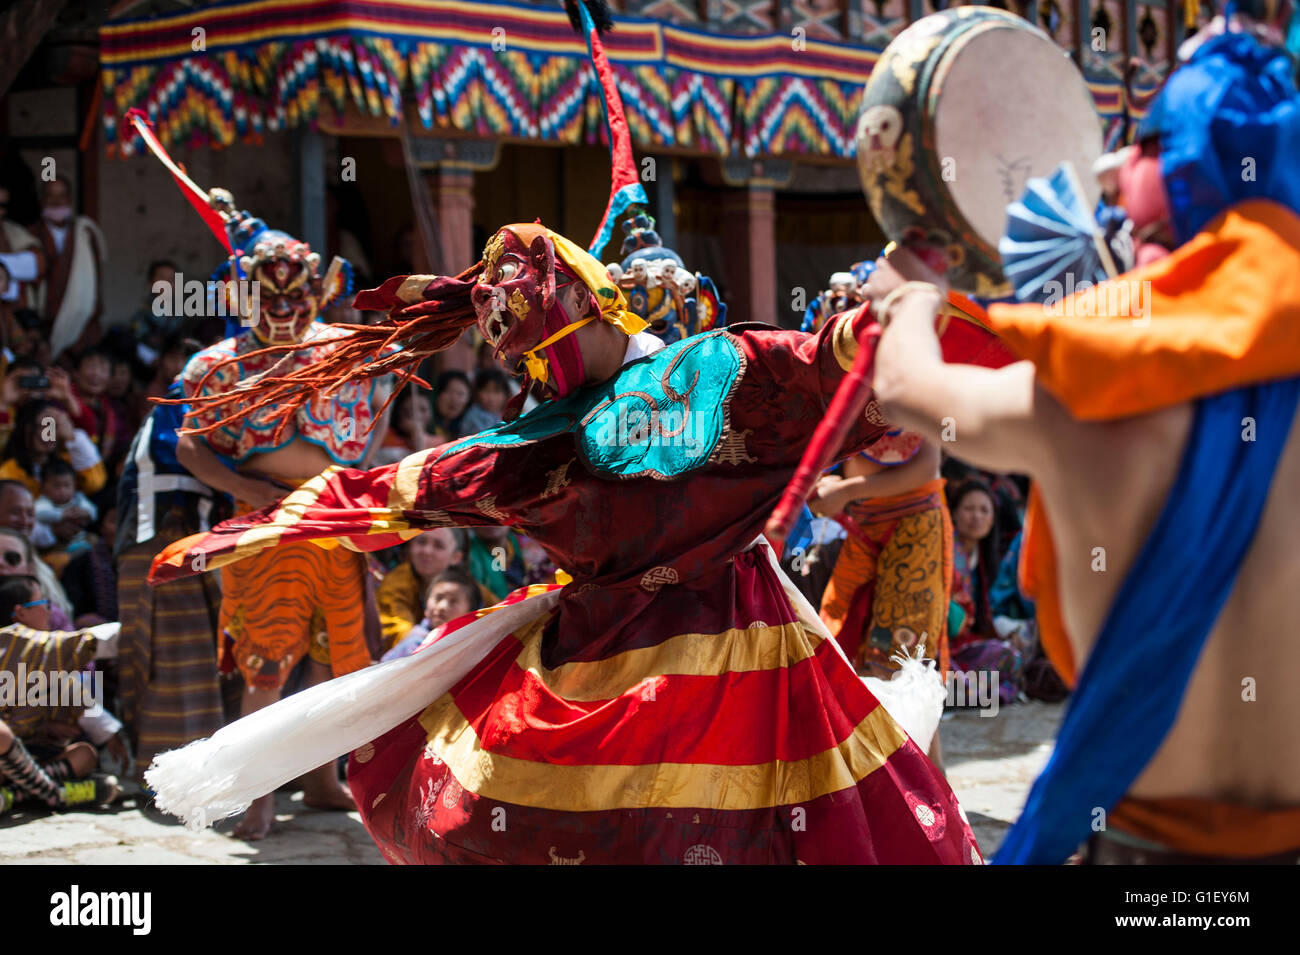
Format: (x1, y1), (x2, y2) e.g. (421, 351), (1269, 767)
(429, 166), (476, 274)
(1124, 0), (1138, 66)
(1075, 0), (1091, 61)
(719, 184), (777, 326)
(652, 155), (677, 252)
(426, 165), (476, 372)
(293, 127), (327, 259)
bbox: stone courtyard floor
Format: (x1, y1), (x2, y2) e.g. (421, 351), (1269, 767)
(0, 700), (1062, 864)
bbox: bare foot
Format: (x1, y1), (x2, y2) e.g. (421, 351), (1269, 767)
(302, 778), (356, 812)
(232, 794), (275, 840)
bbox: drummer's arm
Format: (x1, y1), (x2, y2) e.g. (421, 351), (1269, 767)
(872, 290), (1065, 476)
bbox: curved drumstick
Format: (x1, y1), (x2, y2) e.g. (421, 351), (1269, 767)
(765, 309), (880, 552)
(765, 244), (949, 552)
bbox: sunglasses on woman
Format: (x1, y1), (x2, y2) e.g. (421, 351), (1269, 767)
(2, 550), (24, 567)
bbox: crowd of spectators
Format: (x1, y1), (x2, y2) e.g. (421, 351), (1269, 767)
(0, 177), (555, 820)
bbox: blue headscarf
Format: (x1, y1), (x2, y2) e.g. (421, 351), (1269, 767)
(1145, 30), (1300, 242)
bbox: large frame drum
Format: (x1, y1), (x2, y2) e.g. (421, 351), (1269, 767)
(856, 6), (1102, 296)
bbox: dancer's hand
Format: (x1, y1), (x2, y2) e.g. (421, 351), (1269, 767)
(238, 478), (290, 511)
(864, 246), (947, 319)
(809, 474), (853, 517)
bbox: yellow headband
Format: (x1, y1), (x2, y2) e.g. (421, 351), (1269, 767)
(547, 230), (648, 338)
(516, 230), (649, 385)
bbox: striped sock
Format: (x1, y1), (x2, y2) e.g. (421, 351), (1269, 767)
(0, 737), (63, 807)
(43, 757), (75, 783)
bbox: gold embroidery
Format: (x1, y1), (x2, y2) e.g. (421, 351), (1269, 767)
(541, 459), (574, 498)
(475, 495), (509, 523)
(548, 847), (587, 865)
(713, 428), (757, 466)
(416, 509), (456, 528)
(862, 399), (890, 427)
(639, 566), (680, 592)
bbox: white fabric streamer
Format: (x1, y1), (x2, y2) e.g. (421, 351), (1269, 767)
(862, 646), (948, 754)
(146, 588), (560, 830)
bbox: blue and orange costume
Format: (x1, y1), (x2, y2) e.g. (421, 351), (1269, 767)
(987, 30), (1300, 863)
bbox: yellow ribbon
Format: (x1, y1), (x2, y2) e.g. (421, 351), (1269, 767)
(521, 315), (597, 384)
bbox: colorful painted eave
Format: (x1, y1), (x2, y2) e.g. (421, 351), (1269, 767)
(99, 0), (1145, 160)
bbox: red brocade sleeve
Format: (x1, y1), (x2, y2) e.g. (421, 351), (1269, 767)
(148, 440), (543, 584)
(727, 309), (895, 468)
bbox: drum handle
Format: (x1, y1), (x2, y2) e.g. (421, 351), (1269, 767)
(1060, 160), (1121, 280)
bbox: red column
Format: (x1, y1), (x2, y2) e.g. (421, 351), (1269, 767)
(431, 166), (476, 273)
(719, 183), (777, 326)
(428, 166), (476, 373)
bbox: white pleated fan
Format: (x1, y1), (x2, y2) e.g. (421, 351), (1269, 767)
(998, 162), (1118, 304)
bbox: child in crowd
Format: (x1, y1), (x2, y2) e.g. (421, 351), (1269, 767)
(376, 527), (466, 648)
(380, 567), (483, 661)
(461, 369), (510, 434)
(64, 348), (129, 469)
(36, 457), (96, 561)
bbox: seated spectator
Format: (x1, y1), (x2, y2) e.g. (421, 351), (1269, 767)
(0, 505), (75, 629)
(0, 398), (105, 497)
(431, 370), (473, 441)
(949, 480), (1026, 705)
(381, 567), (484, 661)
(104, 348), (142, 443)
(36, 457), (96, 565)
(475, 340), (520, 394)
(0, 358), (48, 450)
(140, 331), (198, 407)
(461, 369), (510, 434)
(376, 528), (466, 650)
(0, 718), (117, 814)
(60, 505), (117, 629)
(468, 525), (530, 603)
(63, 348), (129, 469)
(373, 385), (442, 466)
(0, 575), (123, 813)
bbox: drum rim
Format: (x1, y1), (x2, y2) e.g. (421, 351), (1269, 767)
(860, 7), (1098, 295)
